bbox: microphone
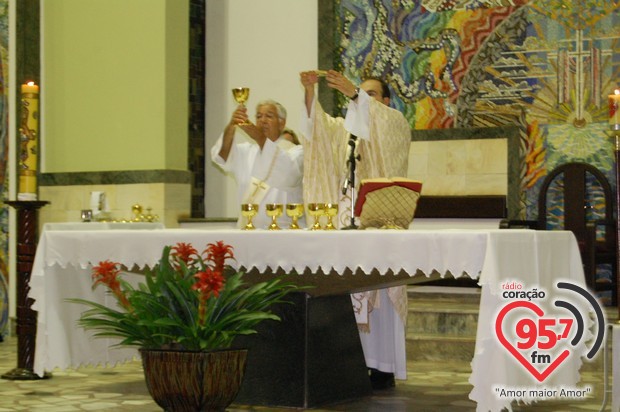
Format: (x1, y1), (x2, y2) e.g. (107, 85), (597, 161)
(346, 135), (357, 163)
(346, 136), (359, 169)
(342, 177), (350, 195)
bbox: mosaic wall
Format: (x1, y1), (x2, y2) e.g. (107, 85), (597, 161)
(327, 0), (620, 221)
(0, 0), (8, 338)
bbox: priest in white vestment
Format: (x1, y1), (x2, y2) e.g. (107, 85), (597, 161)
(211, 99), (304, 230)
(299, 70), (411, 388)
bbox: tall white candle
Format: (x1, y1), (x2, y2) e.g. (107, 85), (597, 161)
(18, 81), (39, 200)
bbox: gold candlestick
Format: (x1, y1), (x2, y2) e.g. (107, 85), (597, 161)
(615, 132), (620, 324)
(607, 87), (620, 321)
(609, 89), (620, 131)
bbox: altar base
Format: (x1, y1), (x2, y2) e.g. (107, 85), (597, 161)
(233, 292), (372, 408)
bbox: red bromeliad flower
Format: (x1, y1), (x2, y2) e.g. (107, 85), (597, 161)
(203, 241), (235, 272)
(192, 268), (225, 325)
(92, 260), (131, 309)
(192, 268), (225, 298)
(170, 242), (199, 266)
(92, 260), (120, 287)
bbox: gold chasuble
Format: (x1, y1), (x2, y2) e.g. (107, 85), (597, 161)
(302, 98), (410, 211)
(301, 96), (411, 331)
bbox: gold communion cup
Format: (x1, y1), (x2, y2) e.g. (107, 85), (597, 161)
(324, 203), (338, 230)
(232, 87), (251, 126)
(265, 203), (283, 230)
(307, 203), (325, 231)
(241, 203), (259, 230)
(286, 203), (304, 229)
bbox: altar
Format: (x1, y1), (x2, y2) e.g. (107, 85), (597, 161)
(28, 228), (588, 411)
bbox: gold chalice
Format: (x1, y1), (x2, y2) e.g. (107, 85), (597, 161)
(232, 87), (251, 126)
(286, 203), (304, 229)
(307, 203), (325, 230)
(131, 203), (143, 222)
(241, 203), (259, 230)
(265, 203), (283, 230)
(324, 203), (338, 230)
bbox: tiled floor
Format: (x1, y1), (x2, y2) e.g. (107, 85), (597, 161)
(0, 334), (612, 411)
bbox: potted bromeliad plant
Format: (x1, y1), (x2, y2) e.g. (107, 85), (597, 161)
(69, 241), (299, 412)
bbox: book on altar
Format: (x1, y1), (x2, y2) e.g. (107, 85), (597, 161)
(354, 177), (423, 229)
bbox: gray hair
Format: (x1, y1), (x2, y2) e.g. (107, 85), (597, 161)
(256, 99), (287, 120)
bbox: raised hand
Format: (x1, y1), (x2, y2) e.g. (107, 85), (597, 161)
(301, 71), (320, 116)
(229, 105), (250, 127)
(325, 70), (357, 98)
(300, 71), (320, 89)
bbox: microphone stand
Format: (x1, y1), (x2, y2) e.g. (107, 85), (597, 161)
(341, 135), (360, 230)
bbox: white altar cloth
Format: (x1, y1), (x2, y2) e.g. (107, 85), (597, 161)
(28, 228), (587, 411)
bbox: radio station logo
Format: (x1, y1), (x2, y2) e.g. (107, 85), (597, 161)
(494, 281), (605, 383)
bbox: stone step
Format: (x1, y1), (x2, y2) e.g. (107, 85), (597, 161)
(407, 333), (475, 362)
(408, 285), (481, 305)
(408, 286), (480, 339)
(406, 286), (480, 362)
(408, 307), (478, 337)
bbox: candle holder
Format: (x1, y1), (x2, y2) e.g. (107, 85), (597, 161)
(606, 87), (620, 321)
(2, 201), (51, 380)
(609, 89), (620, 131)
(608, 125), (620, 323)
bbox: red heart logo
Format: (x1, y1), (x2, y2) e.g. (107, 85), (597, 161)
(495, 301), (570, 383)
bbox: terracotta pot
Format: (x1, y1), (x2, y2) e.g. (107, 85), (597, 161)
(140, 348), (248, 412)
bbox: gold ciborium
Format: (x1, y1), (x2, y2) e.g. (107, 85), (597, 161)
(286, 203), (304, 229)
(307, 203), (325, 230)
(265, 203), (283, 230)
(324, 203), (338, 230)
(232, 87), (251, 125)
(241, 203), (259, 230)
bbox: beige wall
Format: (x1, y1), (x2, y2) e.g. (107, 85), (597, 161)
(41, 0), (188, 172)
(409, 139), (507, 196)
(38, 0), (191, 228)
(40, 183), (190, 229)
